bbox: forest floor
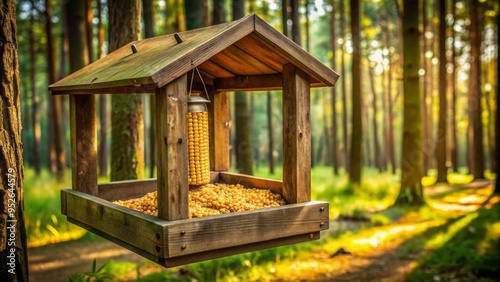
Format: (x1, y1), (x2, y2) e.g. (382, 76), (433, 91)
(28, 179), (497, 282)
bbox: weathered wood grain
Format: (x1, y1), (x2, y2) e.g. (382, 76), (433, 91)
(218, 171), (283, 195)
(98, 179), (157, 201)
(167, 201), (329, 257)
(253, 16), (339, 86)
(207, 89), (230, 171)
(214, 74), (283, 92)
(156, 75), (189, 220)
(70, 94), (98, 195)
(282, 64), (311, 203)
(49, 14), (338, 95)
(62, 189), (166, 258)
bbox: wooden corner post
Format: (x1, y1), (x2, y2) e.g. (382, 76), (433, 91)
(208, 88), (230, 171)
(156, 74), (189, 220)
(70, 94), (98, 196)
(282, 64), (311, 203)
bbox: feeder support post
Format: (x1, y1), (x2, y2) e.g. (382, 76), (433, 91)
(282, 64), (311, 203)
(208, 89), (230, 171)
(156, 74), (189, 220)
(70, 94), (98, 196)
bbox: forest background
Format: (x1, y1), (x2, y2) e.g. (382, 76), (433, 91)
(4, 0), (500, 280)
(17, 0), (498, 191)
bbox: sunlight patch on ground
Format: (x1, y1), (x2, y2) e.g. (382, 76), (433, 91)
(425, 212), (478, 250)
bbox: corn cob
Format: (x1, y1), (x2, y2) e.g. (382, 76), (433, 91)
(187, 111), (210, 185)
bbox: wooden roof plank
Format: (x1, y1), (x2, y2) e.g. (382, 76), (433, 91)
(49, 14), (338, 94)
(253, 16), (339, 87)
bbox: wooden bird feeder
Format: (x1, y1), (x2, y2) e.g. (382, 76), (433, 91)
(49, 14), (339, 267)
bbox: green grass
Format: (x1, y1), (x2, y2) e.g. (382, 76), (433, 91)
(24, 168), (88, 246)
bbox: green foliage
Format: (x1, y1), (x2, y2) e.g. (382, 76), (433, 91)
(67, 259), (114, 282)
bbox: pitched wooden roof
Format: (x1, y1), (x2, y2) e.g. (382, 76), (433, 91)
(49, 14), (339, 95)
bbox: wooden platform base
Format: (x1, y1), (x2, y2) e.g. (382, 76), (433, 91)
(61, 173), (329, 267)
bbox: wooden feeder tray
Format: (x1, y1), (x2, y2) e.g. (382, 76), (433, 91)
(62, 172), (329, 267)
(50, 14), (338, 267)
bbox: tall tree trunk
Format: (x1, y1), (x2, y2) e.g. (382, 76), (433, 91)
(97, 0), (108, 178)
(330, 0), (339, 175)
(232, 0), (253, 174)
(450, 0), (458, 172)
(305, 0), (310, 52)
(0, 0), (29, 279)
(368, 65), (382, 171)
(383, 16), (396, 174)
(349, 0), (362, 185)
(291, 0), (301, 45)
(109, 0), (144, 181)
(363, 94), (372, 168)
(468, 0), (484, 179)
(495, 0), (500, 194)
(185, 0), (204, 30)
(436, 0), (447, 183)
(46, 0), (66, 182)
(267, 91), (275, 174)
(396, 0), (424, 206)
(421, 0), (429, 176)
(340, 0), (349, 172)
(212, 0), (226, 24)
(282, 0), (291, 36)
(86, 0), (94, 62)
(29, 3), (41, 174)
(143, 0), (156, 178)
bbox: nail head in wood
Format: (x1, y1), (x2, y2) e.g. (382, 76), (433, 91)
(181, 244), (187, 250)
(131, 44), (138, 54)
(180, 230), (186, 236)
(174, 33), (183, 44)
(320, 207), (325, 212)
(309, 233), (314, 239)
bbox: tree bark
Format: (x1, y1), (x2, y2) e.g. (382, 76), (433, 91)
(291, 0), (301, 45)
(450, 0), (458, 172)
(0, 0), (30, 279)
(436, 0), (447, 183)
(340, 0), (349, 172)
(383, 14), (396, 174)
(421, 0), (429, 176)
(46, 0), (66, 182)
(185, 0), (204, 30)
(368, 65), (381, 171)
(267, 91), (275, 174)
(143, 0), (156, 178)
(109, 0), (145, 181)
(212, 0), (226, 24)
(330, 0), (339, 175)
(232, 0), (253, 175)
(495, 0), (500, 194)
(395, 0), (424, 206)
(467, 0), (484, 179)
(97, 0), (108, 178)
(29, 2), (41, 174)
(349, 0), (362, 185)
(86, 0), (94, 62)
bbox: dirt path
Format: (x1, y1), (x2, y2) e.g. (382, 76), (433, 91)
(28, 238), (146, 282)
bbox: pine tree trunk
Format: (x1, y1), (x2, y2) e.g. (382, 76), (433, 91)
(267, 91), (275, 174)
(185, 0), (204, 30)
(330, 1), (339, 175)
(468, 0), (485, 179)
(212, 0), (226, 24)
(0, 0), (29, 279)
(143, 0), (156, 178)
(396, 0), (424, 206)
(29, 4), (41, 174)
(46, 0), (66, 182)
(109, 0), (144, 181)
(450, 0), (459, 172)
(349, 0), (362, 185)
(340, 0), (350, 173)
(97, 0), (109, 178)
(436, 0), (448, 183)
(383, 16), (396, 174)
(368, 65), (381, 172)
(495, 1), (500, 194)
(421, 0), (429, 176)
(291, 0), (301, 45)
